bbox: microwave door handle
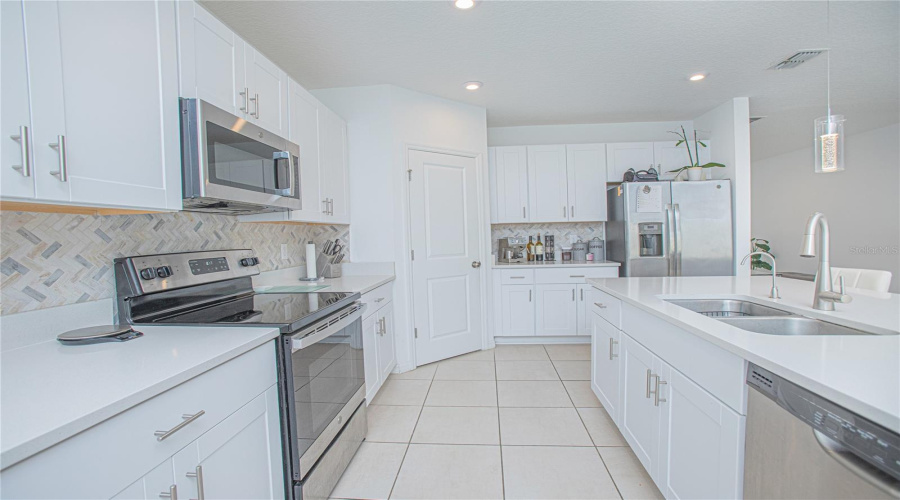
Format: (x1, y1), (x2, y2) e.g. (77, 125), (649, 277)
(273, 151), (294, 197)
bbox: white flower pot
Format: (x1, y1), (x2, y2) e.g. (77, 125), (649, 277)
(686, 167), (703, 181)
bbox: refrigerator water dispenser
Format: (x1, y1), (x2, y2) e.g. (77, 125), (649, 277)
(638, 223), (663, 257)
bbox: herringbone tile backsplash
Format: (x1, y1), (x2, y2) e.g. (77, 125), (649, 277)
(491, 222), (604, 255)
(0, 211), (349, 315)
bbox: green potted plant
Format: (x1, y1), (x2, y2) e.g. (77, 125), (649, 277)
(750, 238), (774, 271)
(667, 126), (726, 181)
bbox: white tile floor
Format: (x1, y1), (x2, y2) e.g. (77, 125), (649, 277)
(331, 344), (664, 500)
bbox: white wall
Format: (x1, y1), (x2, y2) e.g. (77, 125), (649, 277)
(751, 123), (900, 292)
(694, 98), (752, 276)
(314, 85), (490, 371)
(488, 120), (694, 146)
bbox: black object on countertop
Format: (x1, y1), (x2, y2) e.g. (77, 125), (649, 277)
(57, 325), (143, 345)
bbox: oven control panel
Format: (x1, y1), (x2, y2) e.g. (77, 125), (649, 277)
(116, 249), (259, 296)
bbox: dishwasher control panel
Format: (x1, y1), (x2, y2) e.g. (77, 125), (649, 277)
(748, 363), (900, 483)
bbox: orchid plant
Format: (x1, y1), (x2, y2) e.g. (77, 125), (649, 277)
(667, 126), (726, 177)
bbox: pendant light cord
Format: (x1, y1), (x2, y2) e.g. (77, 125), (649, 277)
(826, 0), (831, 118)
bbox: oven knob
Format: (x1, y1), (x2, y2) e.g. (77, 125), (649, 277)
(240, 257), (259, 267)
(156, 266), (172, 278)
(139, 267), (157, 280)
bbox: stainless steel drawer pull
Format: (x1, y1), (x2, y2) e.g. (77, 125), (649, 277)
(250, 93), (260, 118)
(654, 378), (667, 406)
(185, 465), (205, 500)
(510, 276), (525, 279)
(374, 297), (385, 303)
(646, 369), (652, 398)
(580, 288), (584, 300)
(522, 206), (526, 218)
(154, 410), (205, 441)
(10, 125), (31, 177)
(563, 206), (566, 217)
(529, 289), (532, 302)
(239, 88), (249, 112)
(594, 302), (607, 309)
(570, 275), (585, 278)
(572, 289), (575, 301)
(570, 205), (574, 218)
(48, 135), (68, 182)
(609, 338), (618, 360)
(159, 485), (177, 500)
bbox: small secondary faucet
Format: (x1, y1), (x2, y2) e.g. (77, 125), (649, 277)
(800, 212), (852, 310)
(741, 252), (780, 299)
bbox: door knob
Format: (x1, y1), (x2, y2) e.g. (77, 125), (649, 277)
(472, 261), (481, 268)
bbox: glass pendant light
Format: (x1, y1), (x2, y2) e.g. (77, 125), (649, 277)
(815, 1), (844, 173)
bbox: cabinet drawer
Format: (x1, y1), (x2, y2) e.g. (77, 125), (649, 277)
(361, 282), (393, 319)
(591, 289), (622, 328)
(499, 269), (535, 284)
(534, 267), (618, 284)
(1, 342), (277, 499)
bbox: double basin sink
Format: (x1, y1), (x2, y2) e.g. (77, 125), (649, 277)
(665, 299), (882, 336)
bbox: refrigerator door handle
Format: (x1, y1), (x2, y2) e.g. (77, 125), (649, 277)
(665, 204), (675, 276)
(673, 203), (683, 276)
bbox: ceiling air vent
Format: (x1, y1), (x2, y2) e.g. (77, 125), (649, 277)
(768, 50), (825, 70)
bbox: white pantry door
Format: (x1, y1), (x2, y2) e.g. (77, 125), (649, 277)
(409, 150), (484, 365)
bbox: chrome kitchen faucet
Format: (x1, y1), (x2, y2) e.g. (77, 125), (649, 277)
(800, 212), (852, 310)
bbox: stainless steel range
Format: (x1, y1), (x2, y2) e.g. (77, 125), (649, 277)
(114, 249), (367, 500)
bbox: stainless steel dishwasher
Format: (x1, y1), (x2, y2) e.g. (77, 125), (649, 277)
(744, 363), (900, 499)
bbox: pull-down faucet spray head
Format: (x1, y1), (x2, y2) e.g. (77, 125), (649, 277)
(800, 212), (826, 258)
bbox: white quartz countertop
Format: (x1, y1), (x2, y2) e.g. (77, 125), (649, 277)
(492, 260), (621, 269)
(253, 269), (394, 295)
(0, 325), (280, 469)
(587, 275), (900, 431)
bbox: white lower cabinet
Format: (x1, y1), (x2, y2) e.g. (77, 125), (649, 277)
(613, 326), (745, 499)
(535, 284), (577, 336)
(111, 460), (176, 500)
(590, 312), (620, 421)
(361, 283), (396, 402)
(575, 284), (593, 335)
(500, 284), (535, 336)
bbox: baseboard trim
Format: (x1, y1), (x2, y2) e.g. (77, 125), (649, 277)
(494, 336), (590, 345)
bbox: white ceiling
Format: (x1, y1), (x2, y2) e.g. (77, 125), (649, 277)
(202, 1), (899, 160)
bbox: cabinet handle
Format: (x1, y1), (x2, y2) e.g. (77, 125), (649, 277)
(570, 205), (574, 218)
(609, 338), (618, 360)
(159, 485), (178, 500)
(48, 135), (68, 182)
(594, 302), (607, 309)
(529, 289), (532, 302)
(239, 88), (249, 112)
(10, 125), (31, 177)
(250, 93), (260, 118)
(646, 369), (652, 398)
(563, 206), (566, 217)
(654, 378), (667, 406)
(374, 297), (385, 303)
(580, 288), (583, 300)
(522, 206), (526, 219)
(572, 289), (575, 301)
(154, 410), (205, 441)
(322, 199), (329, 214)
(185, 465), (205, 500)
(570, 275), (585, 278)
(510, 276), (525, 279)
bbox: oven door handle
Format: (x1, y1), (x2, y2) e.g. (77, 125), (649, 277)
(291, 302), (366, 352)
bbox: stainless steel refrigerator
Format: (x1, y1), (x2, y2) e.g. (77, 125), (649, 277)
(606, 180), (734, 277)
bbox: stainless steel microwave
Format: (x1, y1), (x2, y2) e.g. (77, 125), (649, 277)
(180, 98), (301, 214)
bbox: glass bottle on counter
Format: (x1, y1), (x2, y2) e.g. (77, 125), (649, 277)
(535, 235), (544, 262)
(526, 236), (535, 262)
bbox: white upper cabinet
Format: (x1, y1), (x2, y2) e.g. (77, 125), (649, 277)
(5, 0), (181, 211)
(319, 105), (350, 224)
(244, 47), (288, 138)
(527, 145), (569, 222)
(1, 0), (34, 199)
(606, 142), (655, 183)
(566, 144), (607, 222)
(490, 146), (529, 223)
(177, 1), (246, 116)
(286, 79), (323, 222)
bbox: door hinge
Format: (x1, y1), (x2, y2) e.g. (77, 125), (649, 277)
(414, 328), (418, 339)
(407, 169), (412, 181)
(411, 249), (415, 260)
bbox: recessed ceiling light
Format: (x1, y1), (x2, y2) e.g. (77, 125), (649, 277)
(689, 73), (707, 81)
(454, 0), (475, 9)
(464, 81), (482, 91)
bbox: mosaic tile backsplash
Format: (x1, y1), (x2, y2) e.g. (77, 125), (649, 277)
(491, 222), (605, 255)
(0, 211), (349, 315)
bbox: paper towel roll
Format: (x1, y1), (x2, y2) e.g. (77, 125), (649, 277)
(305, 242), (317, 279)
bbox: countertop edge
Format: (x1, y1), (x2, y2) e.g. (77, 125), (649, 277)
(491, 261), (621, 269)
(0, 329), (280, 469)
(587, 279), (900, 431)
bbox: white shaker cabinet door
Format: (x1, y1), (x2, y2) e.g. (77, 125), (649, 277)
(286, 79), (322, 222)
(575, 284), (592, 335)
(111, 459), (176, 500)
(591, 314), (620, 423)
(535, 284), (577, 336)
(362, 313), (381, 401)
(499, 285), (535, 337)
(177, 1), (247, 117)
(377, 304), (397, 383)
(491, 146), (529, 223)
(245, 46), (288, 138)
(173, 386), (284, 500)
(656, 364), (744, 500)
(1, 0), (35, 199)
(319, 106), (350, 223)
(566, 144), (607, 222)
(606, 143), (654, 183)
(527, 145), (569, 222)
(52, 0), (182, 210)
(618, 333), (660, 476)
